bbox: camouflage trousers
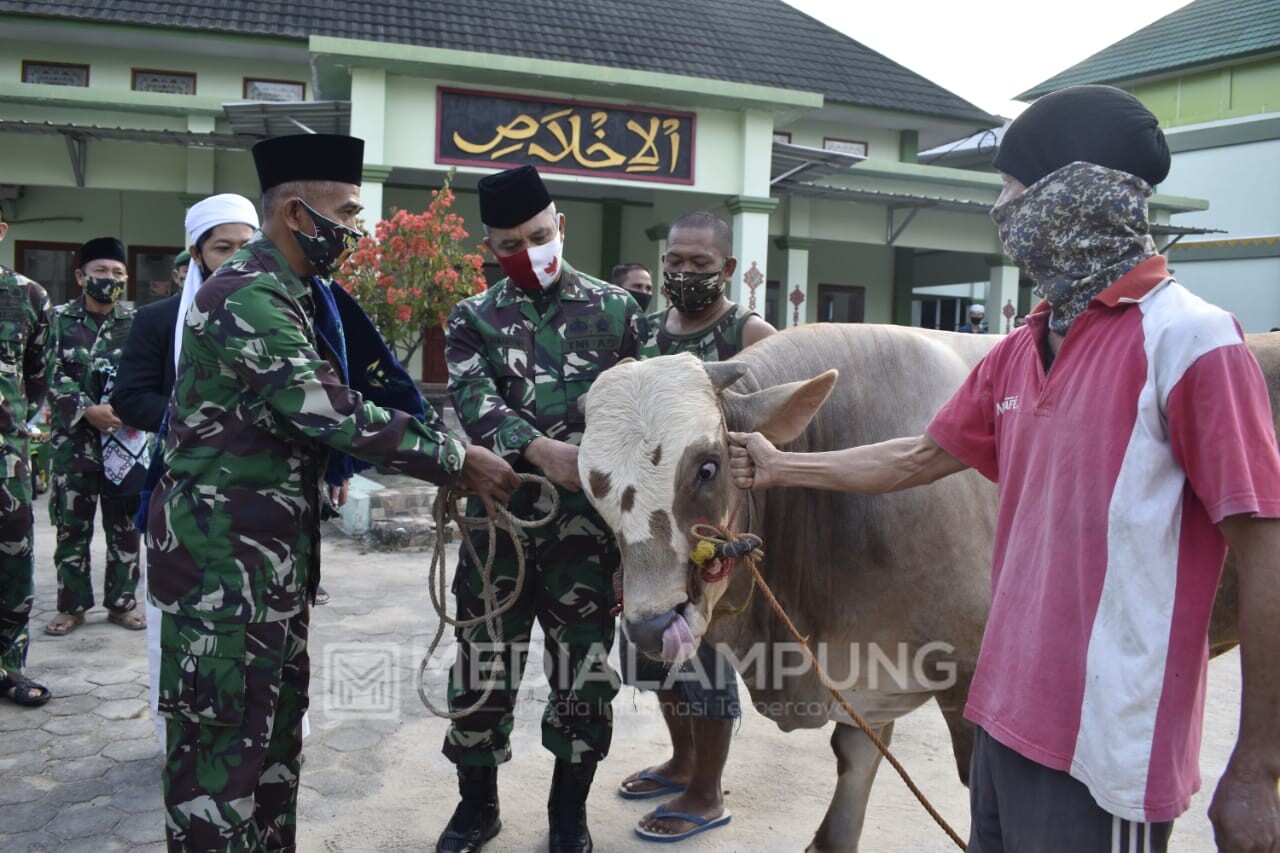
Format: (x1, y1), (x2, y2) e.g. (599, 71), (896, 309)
(159, 609), (309, 852)
(49, 468), (140, 613)
(0, 474), (35, 675)
(443, 487), (620, 767)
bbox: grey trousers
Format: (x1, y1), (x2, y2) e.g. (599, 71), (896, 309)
(967, 726), (1173, 853)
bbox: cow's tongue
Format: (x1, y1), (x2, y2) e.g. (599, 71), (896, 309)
(661, 615), (698, 663)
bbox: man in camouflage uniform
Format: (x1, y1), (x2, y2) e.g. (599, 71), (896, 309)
(437, 165), (648, 853)
(620, 211), (775, 841)
(147, 133), (517, 853)
(0, 202), (53, 707)
(44, 236), (145, 635)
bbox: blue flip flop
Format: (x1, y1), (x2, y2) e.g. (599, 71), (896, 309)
(618, 767), (688, 800)
(635, 804), (732, 843)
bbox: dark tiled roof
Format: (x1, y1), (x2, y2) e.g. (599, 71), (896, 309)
(0, 0), (997, 124)
(1020, 0), (1280, 99)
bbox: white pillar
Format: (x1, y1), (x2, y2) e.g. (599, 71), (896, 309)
(772, 237), (812, 328)
(360, 166), (391, 224)
(740, 109), (774, 198)
(185, 115), (215, 197)
(776, 197), (812, 328)
(726, 196), (778, 308)
(350, 68), (389, 222)
(350, 68), (387, 162)
(724, 109), (778, 308)
(988, 259), (1020, 334)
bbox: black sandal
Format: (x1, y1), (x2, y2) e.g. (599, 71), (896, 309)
(0, 670), (52, 707)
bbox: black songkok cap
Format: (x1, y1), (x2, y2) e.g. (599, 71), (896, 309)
(79, 237), (126, 266)
(993, 85), (1171, 188)
(251, 134), (364, 192)
(478, 165), (553, 229)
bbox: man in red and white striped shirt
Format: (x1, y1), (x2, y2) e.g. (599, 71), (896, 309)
(730, 85), (1280, 853)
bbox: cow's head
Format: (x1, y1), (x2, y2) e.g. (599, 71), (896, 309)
(578, 352), (836, 662)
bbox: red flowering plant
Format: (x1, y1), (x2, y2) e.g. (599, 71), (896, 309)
(336, 172), (487, 366)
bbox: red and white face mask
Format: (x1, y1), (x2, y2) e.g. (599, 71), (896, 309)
(497, 233), (564, 293)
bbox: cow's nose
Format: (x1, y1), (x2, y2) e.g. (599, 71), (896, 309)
(625, 610), (676, 656)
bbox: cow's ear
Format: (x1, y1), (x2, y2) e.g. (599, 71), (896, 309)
(723, 369), (837, 444)
(704, 360), (748, 392)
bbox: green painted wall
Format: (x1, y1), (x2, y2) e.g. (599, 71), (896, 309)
(803, 195), (1000, 255)
(805, 240), (894, 323)
(776, 117), (900, 162)
(0, 132), (260, 195)
(1129, 56), (1280, 127)
(619, 205), (663, 280)
(0, 187), (192, 294)
(913, 250), (992, 288)
(0, 36), (310, 103)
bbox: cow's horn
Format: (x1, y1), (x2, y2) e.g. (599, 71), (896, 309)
(703, 361), (748, 392)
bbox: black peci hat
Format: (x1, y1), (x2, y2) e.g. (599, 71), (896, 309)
(478, 165), (553, 229)
(79, 236), (126, 266)
(251, 134), (364, 192)
(993, 85), (1171, 188)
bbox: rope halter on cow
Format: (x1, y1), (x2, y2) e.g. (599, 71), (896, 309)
(689, 524), (762, 583)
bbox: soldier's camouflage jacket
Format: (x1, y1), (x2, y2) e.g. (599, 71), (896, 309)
(147, 235), (466, 623)
(47, 294), (133, 473)
(0, 266), (50, 480)
(446, 261), (650, 460)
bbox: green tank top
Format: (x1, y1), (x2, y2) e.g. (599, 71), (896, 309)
(649, 304), (757, 363)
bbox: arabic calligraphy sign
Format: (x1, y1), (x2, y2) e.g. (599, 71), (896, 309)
(437, 87), (695, 185)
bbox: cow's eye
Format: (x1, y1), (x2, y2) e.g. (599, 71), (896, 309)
(698, 461), (718, 482)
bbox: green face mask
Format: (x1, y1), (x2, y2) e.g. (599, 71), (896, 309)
(84, 275), (126, 304)
(291, 199), (360, 278)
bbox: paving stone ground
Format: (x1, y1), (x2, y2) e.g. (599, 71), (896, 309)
(3, 490), (1242, 851)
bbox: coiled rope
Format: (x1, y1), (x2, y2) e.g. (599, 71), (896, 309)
(418, 473), (558, 719)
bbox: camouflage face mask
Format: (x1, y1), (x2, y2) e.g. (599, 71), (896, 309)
(991, 161), (1157, 336)
(292, 199), (361, 279)
(84, 275), (126, 304)
(662, 269), (725, 314)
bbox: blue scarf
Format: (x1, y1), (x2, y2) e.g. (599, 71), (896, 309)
(310, 278), (429, 487)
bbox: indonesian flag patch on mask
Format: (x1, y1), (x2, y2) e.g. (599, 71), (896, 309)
(498, 233), (564, 293)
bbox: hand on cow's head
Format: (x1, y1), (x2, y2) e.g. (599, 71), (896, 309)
(723, 369), (838, 444)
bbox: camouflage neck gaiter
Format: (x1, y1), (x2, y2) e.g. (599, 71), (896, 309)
(991, 161), (1157, 336)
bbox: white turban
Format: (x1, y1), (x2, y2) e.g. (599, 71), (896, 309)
(174, 193), (260, 369)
